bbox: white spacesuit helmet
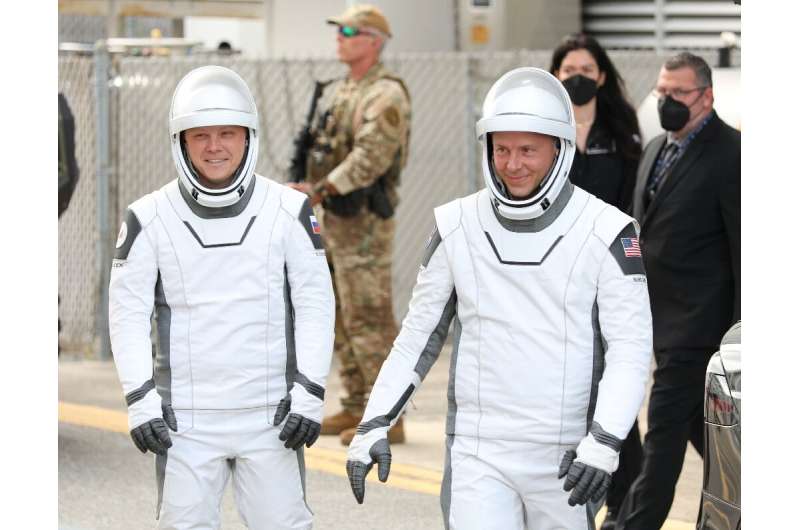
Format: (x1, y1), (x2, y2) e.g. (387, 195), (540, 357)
(476, 67), (576, 220)
(169, 65), (260, 208)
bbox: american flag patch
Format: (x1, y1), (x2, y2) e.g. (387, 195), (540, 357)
(310, 215), (321, 234)
(621, 237), (641, 257)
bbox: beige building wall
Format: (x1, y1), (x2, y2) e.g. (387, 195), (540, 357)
(458, 0), (580, 51)
(270, 0), (456, 57)
(506, 0), (580, 49)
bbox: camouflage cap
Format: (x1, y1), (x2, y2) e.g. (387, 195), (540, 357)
(326, 4), (392, 38)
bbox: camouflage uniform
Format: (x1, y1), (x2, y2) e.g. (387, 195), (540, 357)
(306, 62), (411, 414)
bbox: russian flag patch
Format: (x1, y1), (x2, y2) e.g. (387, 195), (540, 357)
(310, 215), (321, 234)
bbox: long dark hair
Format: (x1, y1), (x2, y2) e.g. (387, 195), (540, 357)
(550, 33), (642, 161)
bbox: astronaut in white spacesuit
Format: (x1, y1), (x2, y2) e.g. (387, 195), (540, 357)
(345, 67), (653, 529)
(108, 65), (335, 530)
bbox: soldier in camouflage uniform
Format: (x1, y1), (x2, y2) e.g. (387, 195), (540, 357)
(288, 4), (411, 446)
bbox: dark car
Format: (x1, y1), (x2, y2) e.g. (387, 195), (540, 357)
(698, 321), (741, 530)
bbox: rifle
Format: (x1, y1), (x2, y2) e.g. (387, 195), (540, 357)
(289, 78), (396, 220)
(288, 79), (332, 183)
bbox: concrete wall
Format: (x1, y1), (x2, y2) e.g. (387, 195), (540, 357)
(187, 1), (580, 58)
(270, 0), (456, 57)
(185, 1), (457, 58)
(184, 16), (268, 56)
(506, 0), (580, 50)
(458, 0), (506, 51)
(368, 0), (456, 52)
(269, 0), (343, 57)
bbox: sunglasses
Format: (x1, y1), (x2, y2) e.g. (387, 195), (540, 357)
(338, 25), (375, 38)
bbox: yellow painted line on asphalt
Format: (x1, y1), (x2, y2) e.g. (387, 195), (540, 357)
(303, 444), (442, 495)
(59, 401), (129, 433)
(58, 401), (694, 529)
(57, 402), (442, 495)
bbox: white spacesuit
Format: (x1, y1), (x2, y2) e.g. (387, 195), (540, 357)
(109, 66), (335, 530)
(346, 68), (652, 529)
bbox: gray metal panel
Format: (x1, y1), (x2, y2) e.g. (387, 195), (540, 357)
(584, 20), (658, 33)
(584, 2), (656, 16)
(593, 36), (658, 49)
(663, 2), (742, 16)
(662, 35), (739, 48)
(663, 18), (742, 32)
(583, 0), (741, 51)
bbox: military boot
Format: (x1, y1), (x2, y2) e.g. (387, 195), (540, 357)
(320, 410), (361, 435)
(340, 417), (405, 446)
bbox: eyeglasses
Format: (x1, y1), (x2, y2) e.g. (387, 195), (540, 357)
(337, 25), (375, 38)
(651, 86), (708, 99)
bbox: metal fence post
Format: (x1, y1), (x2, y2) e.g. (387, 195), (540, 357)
(465, 54), (478, 194)
(93, 40), (112, 360)
(655, 0), (666, 55)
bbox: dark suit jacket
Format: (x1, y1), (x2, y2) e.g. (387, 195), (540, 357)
(633, 111), (740, 351)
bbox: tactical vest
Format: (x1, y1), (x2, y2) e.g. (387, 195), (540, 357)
(306, 67), (410, 217)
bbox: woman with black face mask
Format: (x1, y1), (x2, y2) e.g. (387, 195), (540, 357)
(550, 33), (642, 214)
(550, 33), (644, 530)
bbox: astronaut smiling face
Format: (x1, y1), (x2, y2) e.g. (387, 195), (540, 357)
(183, 125), (247, 189)
(491, 131), (558, 200)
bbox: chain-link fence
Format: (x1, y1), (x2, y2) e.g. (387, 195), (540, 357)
(58, 47), (737, 357)
(59, 55), (98, 354)
(59, 14), (177, 43)
(59, 15), (107, 44)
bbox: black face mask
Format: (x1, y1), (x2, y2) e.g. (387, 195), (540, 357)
(562, 75), (598, 106)
(657, 96), (691, 131)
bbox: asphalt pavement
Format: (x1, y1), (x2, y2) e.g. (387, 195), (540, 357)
(59, 348), (701, 529)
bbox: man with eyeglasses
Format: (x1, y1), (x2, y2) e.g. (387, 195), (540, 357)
(289, 4), (411, 447)
(613, 52), (740, 530)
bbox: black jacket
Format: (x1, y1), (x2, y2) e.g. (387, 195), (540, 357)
(632, 111), (740, 351)
(569, 118), (639, 212)
(59, 93), (80, 217)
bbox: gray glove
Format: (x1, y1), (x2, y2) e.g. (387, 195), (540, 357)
(558, 449), (612, 506)
(346, 437), (391, 504)
(130, 404), (177, 456)
(558, 429), (620, 506)
(273, 393), (321, 450)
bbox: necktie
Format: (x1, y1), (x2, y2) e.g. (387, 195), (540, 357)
(644, 142), (679, 211)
